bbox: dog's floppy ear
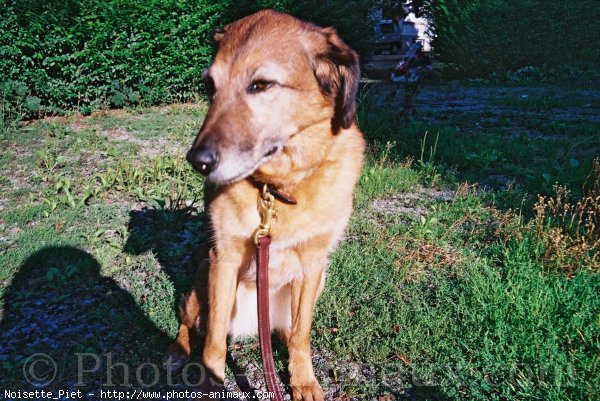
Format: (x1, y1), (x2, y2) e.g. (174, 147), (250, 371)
(313, 27), (360, 131)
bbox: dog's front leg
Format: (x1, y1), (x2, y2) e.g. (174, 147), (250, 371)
(287, 240), (330, 401)
(163, 257), (208, 372)
(202, 247), (240, 382)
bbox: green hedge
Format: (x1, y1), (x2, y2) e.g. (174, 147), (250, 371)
(1, 0), (227, 114)
(0, 0), (370, 116)
(413, 0), (600, 77)
(225, 0), (371, 57)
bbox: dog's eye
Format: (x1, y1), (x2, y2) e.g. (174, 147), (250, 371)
(248, 80), (274, 94)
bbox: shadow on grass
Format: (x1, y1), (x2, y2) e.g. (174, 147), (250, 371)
(0, 246), (173, 390)
(123, 204), (208, 308)
(402, 386), (452, 401)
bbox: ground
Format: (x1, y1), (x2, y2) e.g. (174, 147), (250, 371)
(0, 82), (598, 401)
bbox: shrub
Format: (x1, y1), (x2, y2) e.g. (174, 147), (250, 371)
(223, 1), (371, 53)
(0, 0), (229, 114)
(1, 80), (42, 135)
(411, 0), (600, 77)
(0, 0), (371, 117)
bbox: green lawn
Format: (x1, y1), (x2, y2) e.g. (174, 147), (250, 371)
(0, 85), (598, 400)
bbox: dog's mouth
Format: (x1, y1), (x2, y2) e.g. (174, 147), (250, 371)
(208, 144), (282, 186)
(263, 146), (278, 158)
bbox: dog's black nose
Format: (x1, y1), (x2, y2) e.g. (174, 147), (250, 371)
(187, 146), (219, 175)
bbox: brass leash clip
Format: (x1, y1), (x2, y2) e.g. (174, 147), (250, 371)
(254, 184), (277, 245)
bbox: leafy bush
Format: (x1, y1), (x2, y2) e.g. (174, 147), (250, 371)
(411, 0), (600, 77)
(0, 0), (371, 117)
(0, 0), (228, 114)
(1, 80), (42, 135)
(224, 0), (372, 56)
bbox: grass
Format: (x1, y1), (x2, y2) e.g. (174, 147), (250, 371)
(0, 84), (599, 400)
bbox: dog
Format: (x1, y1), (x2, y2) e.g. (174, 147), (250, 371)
(164, 10), (365, 400)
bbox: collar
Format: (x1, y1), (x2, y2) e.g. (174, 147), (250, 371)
(247, 176), (297, 205)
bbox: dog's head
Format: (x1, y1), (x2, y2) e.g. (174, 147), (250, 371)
(187, 10), (359, 184)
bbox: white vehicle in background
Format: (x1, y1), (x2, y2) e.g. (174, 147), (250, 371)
(374, 19), (419, 55)
(374, 20), (403, 54)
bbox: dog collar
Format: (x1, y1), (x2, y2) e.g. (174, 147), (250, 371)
(247, 176), (297, 205)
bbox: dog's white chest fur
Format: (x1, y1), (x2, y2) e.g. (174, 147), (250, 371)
(228, 245), (304, 338)
(228, 280), (292, 339)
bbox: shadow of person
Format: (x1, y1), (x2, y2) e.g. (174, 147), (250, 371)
(402, 386), (453, 401)
(0, 246), (179, 391)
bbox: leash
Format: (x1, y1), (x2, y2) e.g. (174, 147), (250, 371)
(256, 236), (282, 401)
(252, 182), (295, 401)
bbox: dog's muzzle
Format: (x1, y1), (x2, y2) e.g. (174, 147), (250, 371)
(187, 146), (219, 175)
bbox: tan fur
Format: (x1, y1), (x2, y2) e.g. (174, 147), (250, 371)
(164, 10), (365, 400)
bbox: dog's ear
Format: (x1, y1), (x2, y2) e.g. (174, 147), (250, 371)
(314, 27), (360, 131)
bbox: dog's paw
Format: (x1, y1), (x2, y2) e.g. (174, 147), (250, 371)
(291, 381), (324, 401)
(162, 342), (190, 372)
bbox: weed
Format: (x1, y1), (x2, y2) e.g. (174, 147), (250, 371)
(37, 150), (68, 173)
(534, 159), (600, 274)
(97, 155), (203, 203)
(46, 264), (81, 287)
(417, 131), (442, 186)
(388, 235), (463, 279)
(1, 81), (41, 136)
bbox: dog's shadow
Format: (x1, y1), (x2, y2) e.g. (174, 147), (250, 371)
(123, 203), (208, 305)
(124, 203), (284, 399)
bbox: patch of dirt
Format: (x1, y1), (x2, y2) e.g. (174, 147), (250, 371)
(0, 221), (21, 251)
(224, 344), (402, 400)
(25, 104), (200, 157)
(365, 83), (600, 137)
(30, 103), (202, 125)
(371, 187), (455, 218)
(478, 174), (513, 190)
(313, 349), (405, 400)
(101, 127), (187, 157)
(1, 145), (36, 200)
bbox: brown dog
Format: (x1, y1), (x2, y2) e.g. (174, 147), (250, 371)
(164, 10), (365, 400)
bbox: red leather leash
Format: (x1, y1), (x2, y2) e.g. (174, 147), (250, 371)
(256, 236), (284, 401)
(252, 180), (296, 401)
